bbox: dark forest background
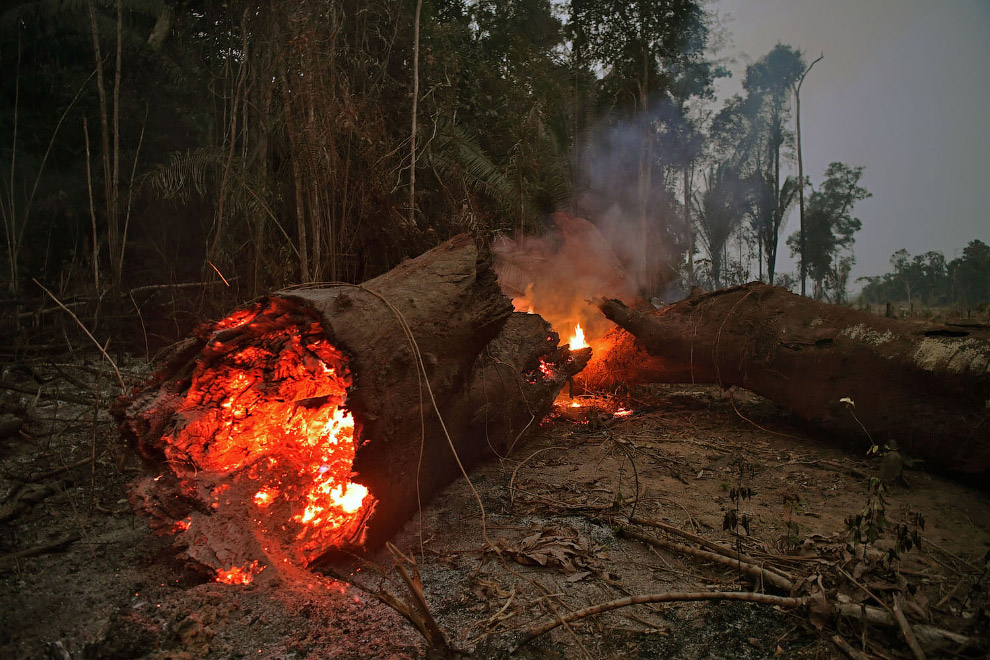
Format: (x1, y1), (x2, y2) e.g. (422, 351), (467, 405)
(2, 0), (987, 352)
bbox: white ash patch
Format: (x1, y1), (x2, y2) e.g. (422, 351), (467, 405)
(840, 323), (896, 346)
(809, 317), (824, 328)
(913, 338), (990, 375)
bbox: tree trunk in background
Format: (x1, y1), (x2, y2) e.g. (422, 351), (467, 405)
(278, 60), (309, 282)
(408, 0), (422, 228)
(585, 283), (990, 476)
(795, 53), (823, 297)
(684, 163), (693, 285)
(796, 87), (806, 296)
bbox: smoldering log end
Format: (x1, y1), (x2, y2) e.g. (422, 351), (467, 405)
(585, 282), (990, 476)
(116, 235), (592, 579)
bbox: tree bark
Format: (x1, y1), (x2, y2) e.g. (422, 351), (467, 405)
(684, 162), (693, 285)
(408, 0), (422, 228)
(586, 282), (990, 475)
(117, 235), (588, 575)
(794, 52), (822, 297)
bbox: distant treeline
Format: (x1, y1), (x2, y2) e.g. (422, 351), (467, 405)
(858, 240), (990, 310)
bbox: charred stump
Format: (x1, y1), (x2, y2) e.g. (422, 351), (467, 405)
(588, 283), (990, 475)
(117, 235), (588, 581)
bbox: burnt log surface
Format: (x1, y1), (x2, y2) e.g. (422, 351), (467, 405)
(118, 235), (587, 574)
(591, 282), (990, 475)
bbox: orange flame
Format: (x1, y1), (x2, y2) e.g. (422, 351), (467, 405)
(253, 487), (279, 507)
(568, 323), (587, 350)
(161, 301), (376, 570)
(216, 560), (265, 585)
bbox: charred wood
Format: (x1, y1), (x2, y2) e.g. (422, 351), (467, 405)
(116, 235), (587, 577)
(589, 283), (990, 475)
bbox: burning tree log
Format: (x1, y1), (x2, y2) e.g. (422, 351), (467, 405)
(586, 282), (990, 475)
(118, 235), (589, 582)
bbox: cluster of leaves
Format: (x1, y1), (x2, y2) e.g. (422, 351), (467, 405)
(780, 493), (802, 550)
(845, 477), (888, 546)
(845, 478), (925, 563)
(696, 45), (871, 297)
(722, 484), (754, 535)
(892, 512), (925, 557)
(492, 525), (602, 579)
(786, 162), (871, 303)
(0, 0), (729, 306)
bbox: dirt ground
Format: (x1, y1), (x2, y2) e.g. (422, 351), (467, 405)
(1, 356), (988, 659)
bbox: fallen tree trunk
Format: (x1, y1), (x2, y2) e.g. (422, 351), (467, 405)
(117, 235), (588, 580)
(588, 283), (990, 475)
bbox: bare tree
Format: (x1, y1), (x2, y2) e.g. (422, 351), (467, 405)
(408, 0), (423, 229)
(793, 52), (823, 296)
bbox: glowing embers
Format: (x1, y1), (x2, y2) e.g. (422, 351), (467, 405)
(214, 305), (260, 331)
(216, 560), (265, 585)
(160, 301), (376, 578)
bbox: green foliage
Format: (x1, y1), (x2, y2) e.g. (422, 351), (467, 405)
(846, 477), (888, 546)
(858, 240), (990, 312)
(743, 44), (805, 284)
(694, 162), (747, 288)
(845, 478), (925, 562)
(426, 120), (517, 213)
(951, 239), (990, 309)
(787, 162), (870, 302)
(570, 0), (715, 107)
(3, 0), (893, 346)
(781, 493), (802, 550)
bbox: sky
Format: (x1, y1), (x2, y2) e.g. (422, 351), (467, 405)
(710, 0), (990, 283)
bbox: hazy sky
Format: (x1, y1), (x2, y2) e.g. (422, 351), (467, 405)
(711, 0), (990, 282)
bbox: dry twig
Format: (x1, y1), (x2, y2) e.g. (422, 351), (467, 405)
(508, 446), (565, 509)
(0, 533), (80, 567)
(0, 380), (97, 407)
(618, 526), (794, 592)
(892, 594), (927, 660)
(31, 278), (125, 392)
(833, 602), (975, 649)
(381, 543), (458, 657)
(831, 633), (874, 660)
(626, 514), (793, 583)
(512, 591), (806, 650)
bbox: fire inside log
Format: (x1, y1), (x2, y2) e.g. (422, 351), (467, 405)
(117, 235), (589, 582)
(588, 282), (990, 475)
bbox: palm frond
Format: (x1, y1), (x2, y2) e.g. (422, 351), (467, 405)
(427, 120), (516, 208)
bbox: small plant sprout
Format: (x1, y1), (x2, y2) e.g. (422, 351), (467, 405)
(781, 493), (803, 550)
(846, 477), (888, 547)
(840, 396), (883, 456)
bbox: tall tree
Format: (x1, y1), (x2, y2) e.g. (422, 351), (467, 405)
(949, 240), (990, 309)
(792, 51), (823, 296)
(787, 162), (870, 301)
(693, 162), (746, 288)
(569, 0), (714, 293)
(466, 0), (568, 233)
(743, 44), (804, 284)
